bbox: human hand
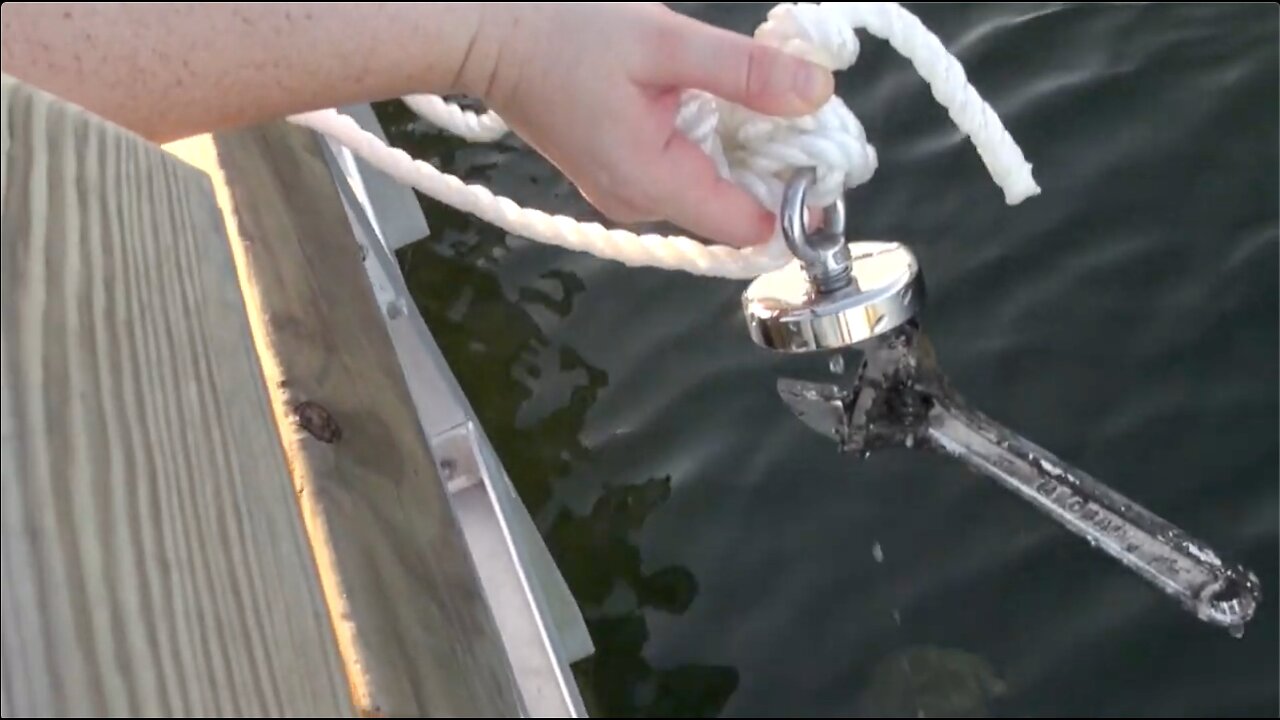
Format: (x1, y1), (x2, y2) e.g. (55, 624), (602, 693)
(464, 3), (836, 249)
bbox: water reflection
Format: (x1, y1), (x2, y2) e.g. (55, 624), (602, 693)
(549, 476), (739, 718)
(856, 645), (1007, 718)
(390, 113), (738, 715)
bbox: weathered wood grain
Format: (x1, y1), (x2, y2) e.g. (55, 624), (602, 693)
(162, 122), (525, 716)
(0, 74), (356, 716)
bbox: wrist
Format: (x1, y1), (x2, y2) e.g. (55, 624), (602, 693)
(450, 3), (558, 112)
(448, 3), (514, 102)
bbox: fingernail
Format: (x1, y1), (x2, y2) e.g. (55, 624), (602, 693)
(794, 62), (834, 107)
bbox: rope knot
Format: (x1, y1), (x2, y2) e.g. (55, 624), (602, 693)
(675, 2), (879, 215)
(755, 3), (861, 71)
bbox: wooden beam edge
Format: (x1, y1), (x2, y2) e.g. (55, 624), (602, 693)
(162, 122), (526, 717)
(161, 133), (371, 714)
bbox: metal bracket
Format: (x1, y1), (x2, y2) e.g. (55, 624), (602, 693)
(431, 420), (486, 497)
(426, 420), (591, 717)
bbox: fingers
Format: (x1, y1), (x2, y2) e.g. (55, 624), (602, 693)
(643, 15), (835, 117)
(644, 130), (776, 248)
(570, 89), (773, 247)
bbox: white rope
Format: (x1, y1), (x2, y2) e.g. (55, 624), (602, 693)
(399, 93), (508, 143)
(287, 1), (1040, 280)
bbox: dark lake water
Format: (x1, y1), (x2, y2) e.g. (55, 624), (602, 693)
(375, 3), (1278, 716)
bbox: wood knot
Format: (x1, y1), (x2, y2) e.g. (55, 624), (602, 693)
(291, 400), (342, 444)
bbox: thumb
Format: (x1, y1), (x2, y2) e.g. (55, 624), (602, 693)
(647, 18), (836, 116)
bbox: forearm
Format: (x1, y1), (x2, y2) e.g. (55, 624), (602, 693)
(0, 2), (500, 143)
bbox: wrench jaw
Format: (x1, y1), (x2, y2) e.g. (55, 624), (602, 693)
(776, 322), (944, 457)
(776, 377), (856, 448)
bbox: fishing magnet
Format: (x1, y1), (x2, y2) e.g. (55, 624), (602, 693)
(742, 168), (924, 353)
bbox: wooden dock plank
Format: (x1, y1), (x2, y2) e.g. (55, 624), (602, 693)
(0, 74), (355, 717)
(163, 121), (525, 717)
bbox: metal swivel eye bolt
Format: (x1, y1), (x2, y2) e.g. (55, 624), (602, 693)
(781, 167), (854, 295)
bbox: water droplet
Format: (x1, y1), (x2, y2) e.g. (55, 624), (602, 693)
(1228, 624), (1245, 640)
(892, 609), (901, 625)
(829, 353), (845, 375)
(904, 433), (915, 449)
(872, 542), (884, 563)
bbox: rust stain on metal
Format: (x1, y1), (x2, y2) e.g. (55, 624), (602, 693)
(292, 400), (342, 443)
